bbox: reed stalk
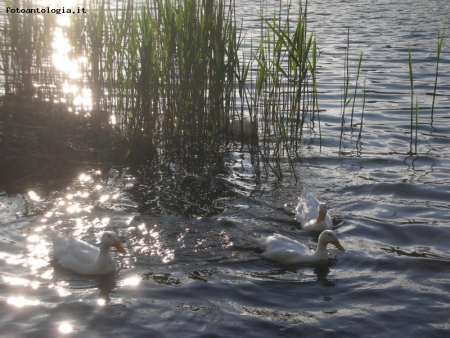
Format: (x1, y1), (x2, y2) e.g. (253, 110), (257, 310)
(350, 51), (363, 128)
(308, 35), (321, 148)
(258, 4), (315, 151)
(431, 27), (445, 124)
(356, 76), (366, 155)
(1, 0), (56, 104)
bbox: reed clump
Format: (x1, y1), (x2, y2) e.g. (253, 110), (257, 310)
(1, 0), (57, 104)
(1, 0), (320, 187)
(80, 0), (241, 173)
(234, 2), (318, 178)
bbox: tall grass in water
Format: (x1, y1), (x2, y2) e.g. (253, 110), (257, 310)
(339, 31), (365, 155)
(431, 27), (445, 124)
(1, 0), (56, 104)
(240, 1), (317, 178)
(356, 76), (366, 156)
(74, 0), (239, 173)
(1, 0), (320, 180)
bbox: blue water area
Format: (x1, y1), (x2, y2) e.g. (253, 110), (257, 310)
(1, 0), (450, 337)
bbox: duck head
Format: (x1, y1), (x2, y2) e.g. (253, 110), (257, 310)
(101, 231), (126, 254)
(319, 230), (345, 251)
(315, 203), (328, 223)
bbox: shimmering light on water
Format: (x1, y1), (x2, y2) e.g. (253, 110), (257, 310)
(40, 269), (53, 280)
(6, 255), (25, 265)
(58, 322), (73, 334)
(56, 287), (71, 297)
(28, 191), (41, 201)
(93, 217), (110, 229)
(17, 0), (93, 111)
(3, 277), (40, 289)
(79, 174), (92, 183)
(4, 277), (29, 286)
(132, 224), (175, 263)
(121, 276), (141, 287)
(7, 296), (40, 308)
(62, 80), (78, 95)
(99, 195), (109, 203)
(97, 298), (106, 306)
(66, 204), (82, 214)
(137, 223), (147, 234)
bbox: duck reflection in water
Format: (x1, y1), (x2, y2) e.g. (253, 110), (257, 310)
(314, 266), (337, 287)
(97, 273), (117, 305)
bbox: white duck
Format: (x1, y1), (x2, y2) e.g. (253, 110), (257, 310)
(52, 231), (126, 275)
(295, 187), (333, 232)
(254, 230), (344, 265)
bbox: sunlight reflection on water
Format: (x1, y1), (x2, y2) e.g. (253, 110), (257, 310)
(131, 223), (175, 263)
(58, 322), (73, 334)
(33, 0), (94, 112)
(7, 296), (40, 308)
(121, 276), (141, 287)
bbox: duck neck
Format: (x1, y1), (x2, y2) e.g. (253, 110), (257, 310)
(316, 239), (327, 252)
(313, 239), (329, 260)
(97, 245), (111, 261)
(316, 211), (325, 224)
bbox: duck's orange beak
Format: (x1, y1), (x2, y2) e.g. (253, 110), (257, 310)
(333, 240), (345, 252)
(113, 240), (126, 254)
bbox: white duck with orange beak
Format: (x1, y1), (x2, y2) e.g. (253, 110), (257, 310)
(52, 231), (126, 275)
(254, 230), (344, 265)
(295, 187), (333, 232)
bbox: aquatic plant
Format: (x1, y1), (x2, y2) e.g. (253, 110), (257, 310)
(1, 0), (56, 103)
(350, 51), (364, 128)
(339, 31), (365, 155)
(69, 0), (240, 172)
(356, 75), (366, 156)
(431, 26), (445, 123)
(238, 1), (318, 179)
(0, 0), (321, 183)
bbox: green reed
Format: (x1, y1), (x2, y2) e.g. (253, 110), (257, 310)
(1, 0), (320, 179)
(1, 0), (56, 103)
(339, 31), (365, 155)
(72, 0), (239, 171)
(309, 35), (320, 147)
(350, 51), (364, 128)
(356, 76), (366, 156)
(243, 2), (317, 178)
(431, 27), (445, 123)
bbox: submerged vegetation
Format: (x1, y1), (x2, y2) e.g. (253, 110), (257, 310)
(0, 0), (447, 193)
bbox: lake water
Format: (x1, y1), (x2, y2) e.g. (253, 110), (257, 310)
(1, 0), (450, 337)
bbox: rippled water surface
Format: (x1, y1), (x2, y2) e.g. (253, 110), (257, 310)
(1, 0), (450, 337)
